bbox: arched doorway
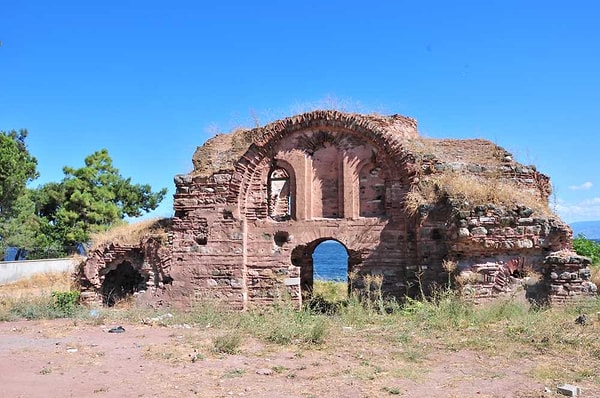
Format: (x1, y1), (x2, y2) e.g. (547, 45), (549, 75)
(313, 240), (349, 282)
(313, 240), (349, 301)
(291, 239), (350, 303)
(268, 166), (292, 221)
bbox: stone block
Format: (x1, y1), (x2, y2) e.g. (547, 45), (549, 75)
(557, 384), (581, 397)
(458, 228), (470, 238)
(471, 227), (488, 236)
(284, 277), (300, 286)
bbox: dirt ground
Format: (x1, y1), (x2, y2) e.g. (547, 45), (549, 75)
(1, 318), (595, 398)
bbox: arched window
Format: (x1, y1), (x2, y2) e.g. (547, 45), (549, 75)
(268, 167), (292, 221)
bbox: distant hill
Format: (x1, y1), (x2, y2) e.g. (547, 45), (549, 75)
(570, 221), (600, 239)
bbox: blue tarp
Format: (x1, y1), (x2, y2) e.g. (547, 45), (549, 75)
(3, 247), (27, 261)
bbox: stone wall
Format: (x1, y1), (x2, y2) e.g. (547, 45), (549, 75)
(78, 110), (597, 308)
(544, 251), (597, 305)
(78, 237), (172, 307)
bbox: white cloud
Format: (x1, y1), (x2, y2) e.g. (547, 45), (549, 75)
(555, 196), (600, 222)
(569, 181), (593, 190)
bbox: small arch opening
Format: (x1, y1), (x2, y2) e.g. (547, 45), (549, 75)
(101, 261), (146, 307)
(298, 240), (349, 307)
(313, 240), (349, 283)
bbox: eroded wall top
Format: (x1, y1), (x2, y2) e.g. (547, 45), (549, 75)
(191, 110), (418, 178)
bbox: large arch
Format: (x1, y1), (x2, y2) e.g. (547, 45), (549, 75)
(232, 111), (417, 216)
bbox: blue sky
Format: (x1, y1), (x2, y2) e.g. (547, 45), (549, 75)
(1, 1), (599, 223)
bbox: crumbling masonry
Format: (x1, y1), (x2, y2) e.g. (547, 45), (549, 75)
(78, 111), (597, 307)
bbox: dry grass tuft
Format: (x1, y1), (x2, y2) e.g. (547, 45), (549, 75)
(0, 271), (73, 298)
(90, 218), (171, 250)
(592, 267), (600, 289)
(405, 172), (552, 217)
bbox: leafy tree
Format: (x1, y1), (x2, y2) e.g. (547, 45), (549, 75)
(0, 129), (38, 216)
(572, 234), (600, 265)
(0, 130), (40, 256)
(34, 149), (167, 246)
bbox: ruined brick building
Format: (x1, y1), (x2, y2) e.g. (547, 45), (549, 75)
(78, 111), (597, 308)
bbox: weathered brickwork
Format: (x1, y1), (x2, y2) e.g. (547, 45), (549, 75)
(79, 110), (596, 307)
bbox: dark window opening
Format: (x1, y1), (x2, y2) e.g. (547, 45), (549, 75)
(431, 229), (443, 240)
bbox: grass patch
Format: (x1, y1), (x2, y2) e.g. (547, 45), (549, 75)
(0, 294), (87, 321)
(242, 303), (330, 346)
(0, 271), (72, 298)
(1, 275), (599, 386)
(212, 332), (242, 354)
(313, 280), (347, 302)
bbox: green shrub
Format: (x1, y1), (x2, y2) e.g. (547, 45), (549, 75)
(51, 290), (81, 316)
(573, 234), (600, 264)
(212, 332), (242, 354)
(305, 317), (329, 344)
(9, 296), (56, 320)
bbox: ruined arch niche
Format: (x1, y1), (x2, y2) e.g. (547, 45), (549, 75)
(101, 260), (146, 306)
(239, 135), (398, 221)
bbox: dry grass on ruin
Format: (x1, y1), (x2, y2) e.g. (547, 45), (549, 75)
(405, 172), (552, 217)
(592, 267), (600, 289)
(89, 218), (171, 250)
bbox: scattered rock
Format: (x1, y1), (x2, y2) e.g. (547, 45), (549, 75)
(255, 368), (273, 376)
(557, 384), (582, 397)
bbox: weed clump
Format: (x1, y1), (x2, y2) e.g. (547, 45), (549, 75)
(212, 332), (242, 354)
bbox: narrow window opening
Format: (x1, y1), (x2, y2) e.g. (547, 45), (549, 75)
(268, 167), (292, 221)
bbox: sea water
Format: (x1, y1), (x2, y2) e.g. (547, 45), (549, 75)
(313, 240), (348, 281)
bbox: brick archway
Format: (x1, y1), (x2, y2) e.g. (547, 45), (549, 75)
(291, 237), (352, 300)
(233, 110), (417, 219)
(290, 238), (364, 305)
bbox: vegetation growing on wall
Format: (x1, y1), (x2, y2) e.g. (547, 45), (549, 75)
(404, 172), (552, 217)
(89, 218), (171, 250)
